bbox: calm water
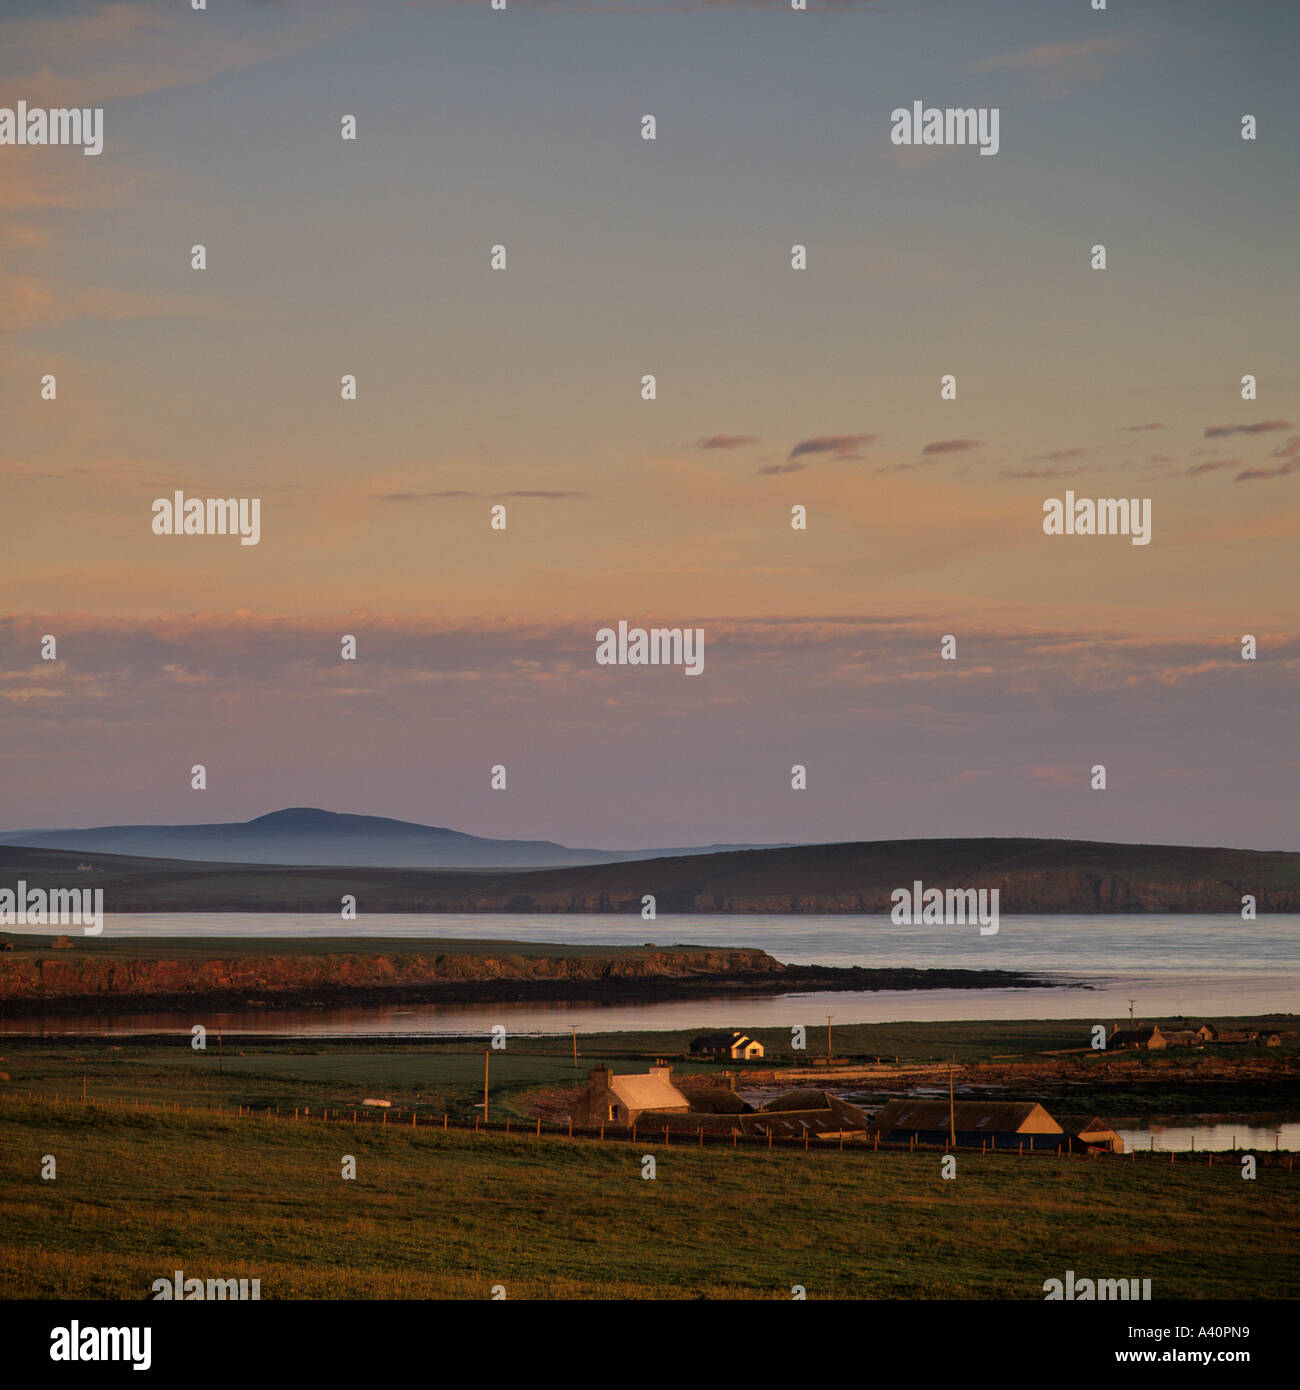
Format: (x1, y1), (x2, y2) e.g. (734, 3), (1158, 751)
(2, 911), (1295, 1037)
(1115, 1120), (1300, 1153)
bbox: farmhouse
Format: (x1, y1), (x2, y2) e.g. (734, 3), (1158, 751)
(1109, 1024), (1165, 1050)
(690, 1030), (765, 1061)
(738, 1090), (870, 1141)
(867, 1099), (1067, 1150)
(570, 1064), (691, 1128)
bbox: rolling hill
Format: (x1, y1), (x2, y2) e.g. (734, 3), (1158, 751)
(0, 807), (775, 870)
(1, 836), (1297, 913)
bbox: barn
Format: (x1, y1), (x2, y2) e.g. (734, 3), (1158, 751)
(867, 1098), (1066, 1150)
(738, 1090), (870, 1141)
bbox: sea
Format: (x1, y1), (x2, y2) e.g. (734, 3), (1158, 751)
(2, 910), (1295, 1038)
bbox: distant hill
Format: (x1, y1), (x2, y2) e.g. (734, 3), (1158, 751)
(1, 836), (1298, 913)
(0, 807), (777, 870)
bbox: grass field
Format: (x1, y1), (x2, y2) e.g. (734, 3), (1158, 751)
(1, 1016), (1295, 1122)
(1, 1095), (1296, 1300)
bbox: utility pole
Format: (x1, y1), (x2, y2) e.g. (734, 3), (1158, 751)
(483, 1049), (490, 1124)
(826, 1015), (833, 1064)
(948, 1061), (956, 1148)
(1128, 999), (1135, 1027)
(218, 1029), (224, 1074)
(571, 1024), (580, 1070)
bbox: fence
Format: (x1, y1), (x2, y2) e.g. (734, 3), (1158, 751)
(3, 1088), (1296, 1169)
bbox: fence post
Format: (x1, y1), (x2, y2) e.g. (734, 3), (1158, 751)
(537, 1116), (541, 1137)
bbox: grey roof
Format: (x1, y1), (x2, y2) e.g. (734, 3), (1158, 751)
(867, 1099), (1062, 1136)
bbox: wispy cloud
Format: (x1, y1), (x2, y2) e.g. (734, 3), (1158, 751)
(1204, 420), (1294, 438)
(1001, 464), (1087, 480)
(969, 35), (1143, 81)
(788, 433), (878, 461)
(922, 438), (983, 456)
(373, 489), (587, 502)
(697, 434), (759, 450)
(1235, 438), (1300, 481)
(1023, 448), (1085, 463)
(1183, 458), (1240, 477)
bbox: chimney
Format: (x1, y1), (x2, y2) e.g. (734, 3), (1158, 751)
(588, 1064), (610, 1088)
(650, 1063), (672, 1082)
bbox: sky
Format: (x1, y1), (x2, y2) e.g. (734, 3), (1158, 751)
(1, 0), (1298, 850)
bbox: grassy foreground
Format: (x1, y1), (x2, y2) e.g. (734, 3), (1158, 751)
(0, 1095), (1296, 1300)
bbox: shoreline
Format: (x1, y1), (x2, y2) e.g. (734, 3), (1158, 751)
(0, 962), (1064, 1019)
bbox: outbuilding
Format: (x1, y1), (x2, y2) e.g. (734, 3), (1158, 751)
(867, 1098), (1066, 1150)
(1109, 1024), (1165, 1050)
